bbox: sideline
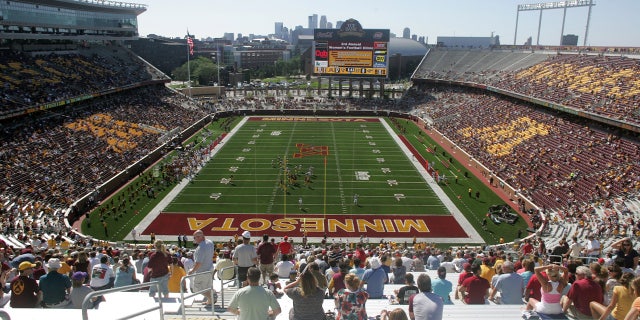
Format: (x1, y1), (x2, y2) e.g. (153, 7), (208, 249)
(413, 119), (533, 228)
(127, 117), (250, 241)
(379, 118), (484, 243)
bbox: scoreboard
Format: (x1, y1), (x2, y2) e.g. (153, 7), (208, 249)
(313, 19), (389, 77)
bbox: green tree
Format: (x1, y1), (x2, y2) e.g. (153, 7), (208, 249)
(172, 56), (220, 85)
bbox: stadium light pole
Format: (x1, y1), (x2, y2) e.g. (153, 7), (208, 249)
(513, 8), (520, 45)
(514, 1), (596, 46)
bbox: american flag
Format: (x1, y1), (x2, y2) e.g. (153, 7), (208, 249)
(187, 36), (194, 55)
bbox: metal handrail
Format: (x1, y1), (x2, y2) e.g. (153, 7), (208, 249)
(179, 269), (216, 320)
(217, 265), (238, 308)
(81, 281), (163, 320)
(548, 254), (563, 263)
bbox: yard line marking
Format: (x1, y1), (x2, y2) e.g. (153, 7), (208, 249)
(329, 122), (347, 213)
(266, 121), (298, 214)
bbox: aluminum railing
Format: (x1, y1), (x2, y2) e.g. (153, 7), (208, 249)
(217, 265), (237, 308)
(81, 281), (163, 320)
(179, 269), (216, 320)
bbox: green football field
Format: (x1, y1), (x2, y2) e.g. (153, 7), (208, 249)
(136, 116), (478, 242)
(86, 115), (528, 244)
(166, 117), (449, 216)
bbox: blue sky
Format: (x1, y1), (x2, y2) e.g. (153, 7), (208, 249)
(136, 0), (640, 47)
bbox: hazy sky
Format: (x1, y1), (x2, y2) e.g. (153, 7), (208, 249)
(136, 0), (640, 47)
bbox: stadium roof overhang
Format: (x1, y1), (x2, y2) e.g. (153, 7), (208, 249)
(18, 0), (147, 15)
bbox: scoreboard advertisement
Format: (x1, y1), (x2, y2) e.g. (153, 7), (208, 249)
(313, 19), (390, 77)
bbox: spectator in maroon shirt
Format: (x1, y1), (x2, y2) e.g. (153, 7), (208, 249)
(147, 240), (171, 298)
(257, 234), (277, 285)
(458, 263), (490, 304)
(562, 266), (603, 318)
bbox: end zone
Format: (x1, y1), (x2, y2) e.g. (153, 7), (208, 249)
(140, 213), (468, 243)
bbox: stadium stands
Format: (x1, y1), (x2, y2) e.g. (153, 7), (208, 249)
(411, 84), (640, 212)
(1, 33), (640, 319)
(413, 48), (640, 125)
(0, 47), (154, 116)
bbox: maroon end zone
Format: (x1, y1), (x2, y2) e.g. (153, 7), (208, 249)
(141, 213), (469, 239)
(248, 117), (380, 122)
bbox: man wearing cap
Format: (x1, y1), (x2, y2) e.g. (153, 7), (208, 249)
(458, 263), (490, 304)
(276, 236), (292, 260)
(256, 234), (277, 285)
(39, 258), (71, 308)
(189, 229), (215, 306)
(10, 261), (41, 308)
(69, 271), (95, 309)
(233, 231), (258, 288)
(360, 257), (388, 299)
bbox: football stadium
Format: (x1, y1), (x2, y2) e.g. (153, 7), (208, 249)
(0, 0), (639, 319)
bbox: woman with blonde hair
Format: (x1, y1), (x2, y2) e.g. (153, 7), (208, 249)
(147, 240), (171, 298)
(283, 266), (325, 320)
(525, 264), (569, 315)
(335, 273), (369, 320)
(591, 272), (635, 320)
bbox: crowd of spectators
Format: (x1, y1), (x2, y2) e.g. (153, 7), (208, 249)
(0, 85), (207, 210)
(0, 48), (152, 115)
(489, 54), (640, 124)
(411, 84), (640, 215)
(6, 232), (640, 319)
(3, 44), (640, 318)
(414, 50), (640, 125)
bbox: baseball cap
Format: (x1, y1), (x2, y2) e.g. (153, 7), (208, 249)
(284, 236), (288, 241)
(19, 261), (36, 271)
(369, 257), (381, 269)
(241, 231), (251, 239)
(72, 271), (88, 281)
(463, 263), (472, 272)
(47, 258), (62, 270)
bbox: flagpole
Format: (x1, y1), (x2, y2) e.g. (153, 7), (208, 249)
(187, 40), (192, 98)
(186, 30), (192, 98)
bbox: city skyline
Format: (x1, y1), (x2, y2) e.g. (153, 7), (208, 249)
(137, 0), (640, 47)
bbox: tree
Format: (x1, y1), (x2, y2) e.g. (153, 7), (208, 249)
(171, 56), (220, 85)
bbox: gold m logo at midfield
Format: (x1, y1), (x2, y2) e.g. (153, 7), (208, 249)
(293, 143), (329, 158)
